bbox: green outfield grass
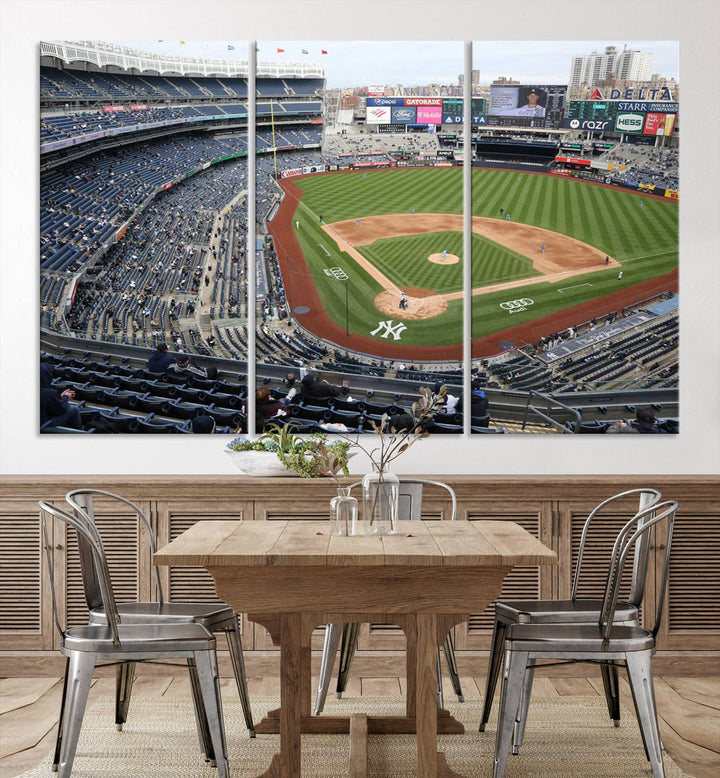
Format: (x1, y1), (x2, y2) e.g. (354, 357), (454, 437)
(357, 231), (541, 293)
(289, 168), (678, 348)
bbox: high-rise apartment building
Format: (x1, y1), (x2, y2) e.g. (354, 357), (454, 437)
(569, 45), (653, 88)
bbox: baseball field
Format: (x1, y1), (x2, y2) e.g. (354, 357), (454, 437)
(268, 167), (678, 359)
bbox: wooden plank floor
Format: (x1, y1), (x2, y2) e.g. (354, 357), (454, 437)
(1, 675), (718, 778)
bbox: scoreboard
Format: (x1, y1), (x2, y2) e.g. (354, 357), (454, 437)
(366, 97), (486, 127)
(566, 101), (678, 136)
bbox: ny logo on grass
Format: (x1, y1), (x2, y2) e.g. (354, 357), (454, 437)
(371, 320), (407, 340)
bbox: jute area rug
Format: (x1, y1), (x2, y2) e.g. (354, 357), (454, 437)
(19, 695), (688, 777)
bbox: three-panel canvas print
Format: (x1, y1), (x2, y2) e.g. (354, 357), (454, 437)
(40, 40), (679, 435)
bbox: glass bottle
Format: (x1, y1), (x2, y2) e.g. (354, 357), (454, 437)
(330, 486), (359, 536)
(361, 468), (399, 535)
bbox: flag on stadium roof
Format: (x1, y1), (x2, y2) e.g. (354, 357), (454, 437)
(321, 49), (328, 55)
(302, 49), (308, 54)
(277, 48), (285, 53)
(180, 41), (186, 45)
(227, 45), (235, 51)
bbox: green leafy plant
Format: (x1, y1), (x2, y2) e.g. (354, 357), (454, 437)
(227, 423), (351, 481)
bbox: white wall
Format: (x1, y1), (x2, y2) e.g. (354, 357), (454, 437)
(1, 0), (718, 475)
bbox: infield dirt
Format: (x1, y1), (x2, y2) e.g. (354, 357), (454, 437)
(324, 214), (618, 321)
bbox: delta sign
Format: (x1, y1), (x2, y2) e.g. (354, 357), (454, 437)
(591, 87), (674, 101)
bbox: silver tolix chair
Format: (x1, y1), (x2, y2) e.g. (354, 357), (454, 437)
(480, 488), (662, 734)
(62, 489), (254, 760)
(493, 500), (677, 778)
(39, 500), (229, 778)
(315, 479), (462, 716)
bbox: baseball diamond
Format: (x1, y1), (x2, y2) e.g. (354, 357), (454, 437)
(268, 167), (678, 359)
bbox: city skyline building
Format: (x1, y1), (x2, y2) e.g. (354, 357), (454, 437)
(570, 45), (654, 88)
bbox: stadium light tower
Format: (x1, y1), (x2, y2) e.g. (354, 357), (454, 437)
(344, 278), (350, 336)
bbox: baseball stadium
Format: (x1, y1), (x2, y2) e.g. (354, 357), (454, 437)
(39, 40), (679, 435)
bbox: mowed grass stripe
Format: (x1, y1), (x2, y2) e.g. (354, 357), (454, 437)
(359, 232), (463, 293)
(472, 234), (540, 286)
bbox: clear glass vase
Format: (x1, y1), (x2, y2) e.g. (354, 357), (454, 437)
(330, 487), (359, 536)
(362, 468), (399, 535)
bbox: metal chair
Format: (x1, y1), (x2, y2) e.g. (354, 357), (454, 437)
(493, 500), (677, 778)
(315, 479), (462, 715)
(38, 500), (229, 778)
(479, 488), (662, 733)
(63, 489), (254, 744)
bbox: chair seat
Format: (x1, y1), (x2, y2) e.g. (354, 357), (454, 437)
(506, 623), (655, 653)
(497, 598), (638, 624)
(63, 623), (216, 653)
(89, 601), (235, 628)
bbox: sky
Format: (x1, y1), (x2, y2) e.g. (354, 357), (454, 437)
(114, 40), (679, 89)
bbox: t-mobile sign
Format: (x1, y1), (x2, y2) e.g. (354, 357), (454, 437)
(417, 105), (443, 123)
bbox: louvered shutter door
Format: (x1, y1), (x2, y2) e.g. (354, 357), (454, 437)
(0, 507), (51, 649)
(158, 501), (253, 647)
(168, 515), (220, 603)
(656, 511), (720, 650)
(570, 511), (640, 622)
(453, 505), (552, 650)
(64, 515), (140, 628)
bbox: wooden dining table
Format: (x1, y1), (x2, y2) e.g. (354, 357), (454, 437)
(154, 518), (557, 778)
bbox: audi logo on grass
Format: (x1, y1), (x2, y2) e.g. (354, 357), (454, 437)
(500, 298), (534, 314)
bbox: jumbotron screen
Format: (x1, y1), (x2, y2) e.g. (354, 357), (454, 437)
(488, 84), (567, 128)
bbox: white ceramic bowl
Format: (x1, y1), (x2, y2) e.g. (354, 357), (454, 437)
(226, 449), (356, 477)
(225, 450), (296, 476)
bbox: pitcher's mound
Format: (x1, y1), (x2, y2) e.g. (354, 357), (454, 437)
(375, 289), (448, 320)
(429, 252), (460, 265)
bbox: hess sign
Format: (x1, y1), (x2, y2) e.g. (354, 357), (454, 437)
(614, 113), (644, 133)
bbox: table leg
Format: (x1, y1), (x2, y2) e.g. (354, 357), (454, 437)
(414, 613), (468, 778)
(255, 613), (309, 778)
(415, 612), (438, 777)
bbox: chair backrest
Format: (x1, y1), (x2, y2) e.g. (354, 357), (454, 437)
(38, 500), (122, 647)
(600, 500), (677, 641)
(349, 478), (457, 521)
(572, 488), (662, 606)
(65, 489), (165, 608)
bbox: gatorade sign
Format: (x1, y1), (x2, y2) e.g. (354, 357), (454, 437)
(615, 113), (644, 133)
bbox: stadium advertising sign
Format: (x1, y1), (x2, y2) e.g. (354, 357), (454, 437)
(403, 98), (442, 106)
(417, 105), (442, 123)
(617, 101), (679, 113)
(366, 97), (404, 107)
(391, 106), (417, 124)
(102, 105), (125, 113)
(280, 168), (303, 179)
(129, 104), (148, 111)
(555, 156), (592, 167)
(367, 105), (393, 124)
(489, 84), (567, 127)
(565, 118), (612, 131)
(643, 112), (677, 137)
(367, 84), (385, 97)
(607, 87), (673, 100)
(614, 113), (644, 133)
